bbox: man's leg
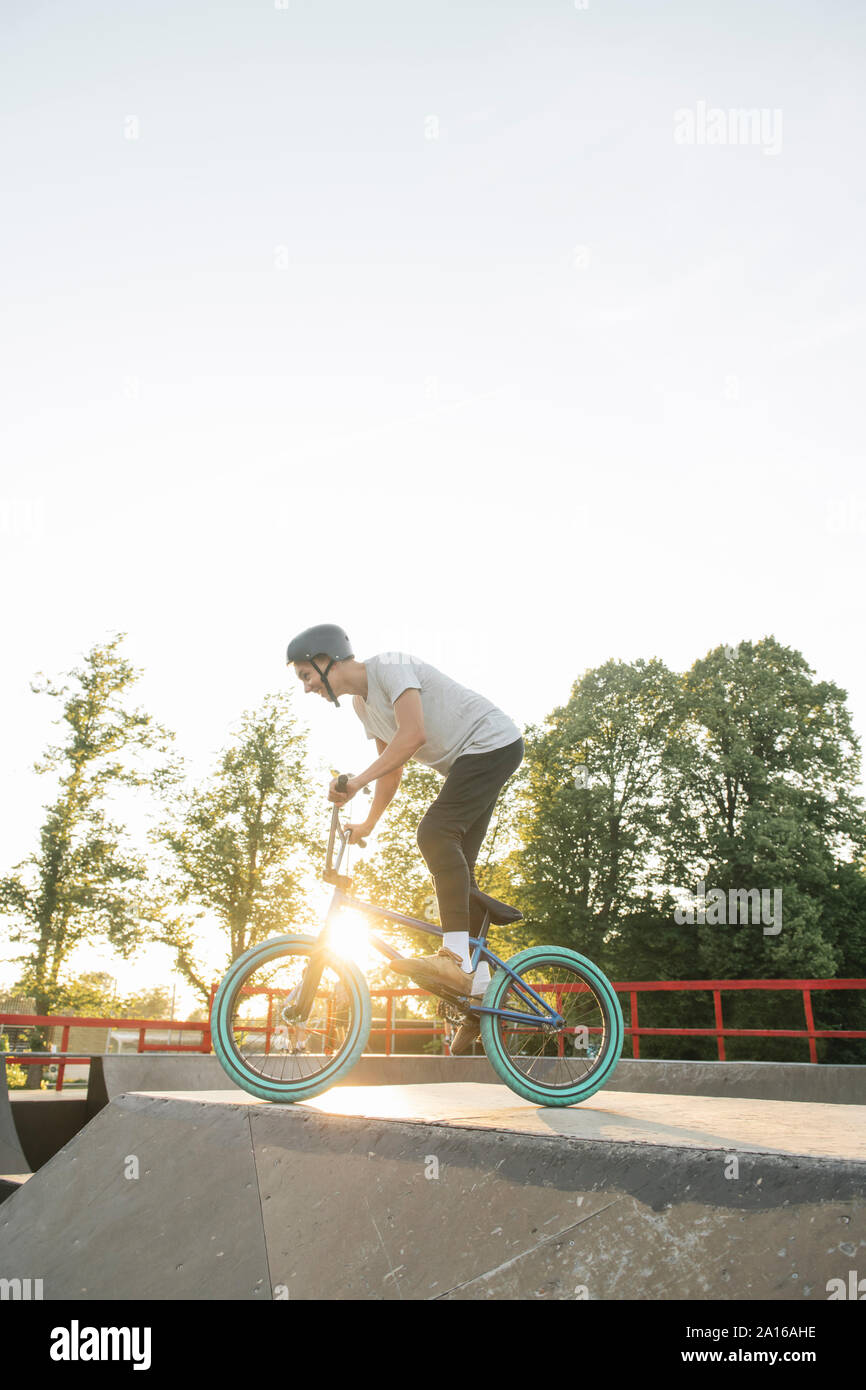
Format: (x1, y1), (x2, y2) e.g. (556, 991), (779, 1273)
(458, 739), (523, 990)
(454, 798), (502, 993)
(402, 737), (523, 995)
(426, 738), (523, 1052)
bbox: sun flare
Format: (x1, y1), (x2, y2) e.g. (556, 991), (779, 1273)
(326, 909), (371, 972)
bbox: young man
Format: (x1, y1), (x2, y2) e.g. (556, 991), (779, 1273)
(286, 623), (524, 1054)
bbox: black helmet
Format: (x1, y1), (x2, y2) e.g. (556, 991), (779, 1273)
(285, 624), (353, 708)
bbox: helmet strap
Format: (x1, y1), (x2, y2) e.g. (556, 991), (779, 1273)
(311, 657), (341, 708)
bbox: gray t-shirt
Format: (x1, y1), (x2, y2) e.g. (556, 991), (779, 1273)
(352, 653), (521, 776)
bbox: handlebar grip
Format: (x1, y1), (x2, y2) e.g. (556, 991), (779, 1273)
(334, 773), (367, 846)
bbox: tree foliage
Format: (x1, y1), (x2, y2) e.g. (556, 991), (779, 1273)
(506, 639), (866, 1060)
(660, 637), (866, 982)
(511, 658), (682, 968)
(0, 635), (175, 1018)
(155, 692), (320, 998)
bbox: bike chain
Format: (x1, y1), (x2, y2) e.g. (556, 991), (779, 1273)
(436, 999), (472, 1026)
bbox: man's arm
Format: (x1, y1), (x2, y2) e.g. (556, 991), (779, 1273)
(353, 689), (425, 790)
(358, 739), (402, 831)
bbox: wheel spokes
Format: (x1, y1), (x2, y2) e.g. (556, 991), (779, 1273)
(228, 950), (357, 1085)
(494, 965), (608, 1089)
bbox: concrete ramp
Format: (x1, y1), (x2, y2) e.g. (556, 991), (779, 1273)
(87, 1053), (866, 1114)
(0, 1071), (30, 1180)
(1, 1085), (864, 1300)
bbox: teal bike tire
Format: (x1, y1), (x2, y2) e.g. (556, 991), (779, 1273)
(212, 934), (372, 1103)
(480, 945), (624, 1107)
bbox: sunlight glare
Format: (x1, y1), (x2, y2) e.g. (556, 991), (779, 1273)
(327, 909), (371, 972)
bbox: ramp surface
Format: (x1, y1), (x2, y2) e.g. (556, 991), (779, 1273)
(1, 1085), (864, 1300)
(87, 1053), (866, 1112)
(303, 1082), (866, 1161)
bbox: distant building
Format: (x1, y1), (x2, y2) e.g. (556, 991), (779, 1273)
(0, 994), (36, 1014)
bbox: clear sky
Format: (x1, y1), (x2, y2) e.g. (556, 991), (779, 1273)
(2, 0), (864, 1008)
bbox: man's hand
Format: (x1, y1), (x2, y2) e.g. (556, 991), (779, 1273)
(328, 774), (361, 805)
(344, 821), (371, 845)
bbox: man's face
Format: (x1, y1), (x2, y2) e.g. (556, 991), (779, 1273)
(294, 659), (332, 700)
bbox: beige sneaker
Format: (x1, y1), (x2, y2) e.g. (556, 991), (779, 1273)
(390, 947), (475, 997)
(450, 1010), (483, 1055)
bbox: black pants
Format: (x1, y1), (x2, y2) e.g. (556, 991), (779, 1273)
(416, 736), (524, 935)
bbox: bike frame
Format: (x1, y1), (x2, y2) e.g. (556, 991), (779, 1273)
(288, 801), (565, 1031)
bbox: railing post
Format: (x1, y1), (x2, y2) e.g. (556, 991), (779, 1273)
(630, 991), (639, 1058)
(385, 995), (392, 1057)
(57, 1025), (70, 1092)
(713, 990), (725, 1061)
(802, 989), (818, 1063)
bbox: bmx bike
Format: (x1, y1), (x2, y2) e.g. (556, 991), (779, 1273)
(212, 776), (624, 1107)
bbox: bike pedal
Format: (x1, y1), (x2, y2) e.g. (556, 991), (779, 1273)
(435, 992), (472, 1013)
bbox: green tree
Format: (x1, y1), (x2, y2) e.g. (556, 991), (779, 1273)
(498, 643), (866, 1062)
(812, 858), (866, 1062)
(49, 970), (118, 1016)
(119, 985), (174, 1019)
(155, 693), (320, 1000)
(511, 658), (682, 972)
(649, 637), (866, 1061)
(661, 637), (866, 984)
(0, 635), (175, 1023)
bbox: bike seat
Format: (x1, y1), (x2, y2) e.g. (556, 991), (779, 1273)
(469, 886), (523, 926)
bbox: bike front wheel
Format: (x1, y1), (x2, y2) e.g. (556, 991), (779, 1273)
(212, 934), (371, 1102)
(480, 946), (624, 1107)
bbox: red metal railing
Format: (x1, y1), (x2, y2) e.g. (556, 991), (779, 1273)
(205, 978), (866, 1062)
(3, 978), (864, 1089)
(0, 1013), (210, 1091)
(615, 979), (866, 1063)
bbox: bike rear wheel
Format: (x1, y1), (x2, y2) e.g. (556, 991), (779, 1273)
(212, 934), (371, 1102)
(480, 946), (623, 1107)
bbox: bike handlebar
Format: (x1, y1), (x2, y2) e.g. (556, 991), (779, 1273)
(334, 774), (367, 846)
(326, 774), (367, 881)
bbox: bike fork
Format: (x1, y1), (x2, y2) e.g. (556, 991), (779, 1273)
(282, 944), (330, 1022)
